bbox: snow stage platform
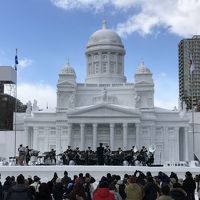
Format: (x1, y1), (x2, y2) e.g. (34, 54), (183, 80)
(1, 165), (200, 183)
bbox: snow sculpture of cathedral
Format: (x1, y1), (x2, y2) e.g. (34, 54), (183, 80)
(19, 21), (190, 164)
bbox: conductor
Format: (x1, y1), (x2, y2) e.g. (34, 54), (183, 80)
(97, 143), (104, 165)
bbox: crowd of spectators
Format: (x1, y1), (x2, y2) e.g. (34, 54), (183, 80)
(0, 170), (199, 200)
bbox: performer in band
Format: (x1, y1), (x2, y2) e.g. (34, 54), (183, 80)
(18, 144), (26, 165)
(96, 143), (104, 165)
(138, 146), (148, 165)
(74, 147), (81, 165)
(146, 151), (154, 166)
(50, 148), (56, 164)
(104, 145), (111, 165)
(86, 147), (93, 165)
(66, 146), (72, 153)
(132, 146), (139, 166)
(25, 146), (31, 165)
(62, 151), (69, 165)
(131, 146), (135, 156)
(117, 147), (124, 165)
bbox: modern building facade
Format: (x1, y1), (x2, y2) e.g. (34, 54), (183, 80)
(179, 35), (200, 110)
(0, 66), (26, 130)
(0, 93), (26, 130)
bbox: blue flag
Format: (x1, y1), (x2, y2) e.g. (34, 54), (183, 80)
(15, 55), (18, 65)
(15, 55), (18, 71)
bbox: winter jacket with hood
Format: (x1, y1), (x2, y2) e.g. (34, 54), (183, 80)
(125, 182), (143, 200)
(169, 187), (187, 200)
(93, 188), (115, 200)
(6, 184), (33, 200)
(156, 194), (174, 200)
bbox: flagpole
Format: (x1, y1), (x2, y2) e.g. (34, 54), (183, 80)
(14, 48), (18, 158)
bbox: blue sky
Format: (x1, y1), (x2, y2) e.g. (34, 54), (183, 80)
(1, 0), (200, 109)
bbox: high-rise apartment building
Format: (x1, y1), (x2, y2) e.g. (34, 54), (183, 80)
(179, 35), (200, 110)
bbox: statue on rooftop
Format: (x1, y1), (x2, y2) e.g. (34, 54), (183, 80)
(32, 99), (39, 111)
(26, 101), (32, 114)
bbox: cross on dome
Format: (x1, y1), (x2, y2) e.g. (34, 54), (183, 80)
(60, 58), (76, 76)
(136, 59), (151, 74)
(102, 19), (107, 29)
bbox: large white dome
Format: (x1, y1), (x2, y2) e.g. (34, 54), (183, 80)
(87, 29), (123, 47)
(85, 20), (126, 84)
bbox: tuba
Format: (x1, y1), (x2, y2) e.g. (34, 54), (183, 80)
(149, 144), (156, 153)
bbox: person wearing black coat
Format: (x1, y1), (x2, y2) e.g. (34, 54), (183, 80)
(97, 143), (104, 165)
(36, 183), (52, 200)
(6, 174), (33, 200)
(1, 177), (12, 200)
(182, 171), (196, 200)
(116, 180), (126, 200)
(143, 176), (160, 200)
(0, 182), (3, 200)
(169, 183), (187, 200)
(52, 178), (64, 200)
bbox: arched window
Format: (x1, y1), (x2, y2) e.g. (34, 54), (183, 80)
(102, 63), (107, 73)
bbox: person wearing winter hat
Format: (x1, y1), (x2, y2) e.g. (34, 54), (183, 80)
(30, 175), (41, 193)
(143, 176), (160, 200)
(183, 171), (196, 200)
(125, 176), (143, 200)
(109, 183), (122, 200)
(6, 174), (33, 200)
(116, 180), (126, 200)
(52, 177), (64, 200)
(156, 184), (174, 200)
(169, 182), (187, 200)
(93, 179), (115, 200)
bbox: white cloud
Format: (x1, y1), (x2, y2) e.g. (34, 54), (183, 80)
(51, 0), (140, 10)
(50, 0), (110, 10)
(51, 0), (200, 37)
(17, 83), (56, 110)
(110, 0), (140, 9)
(116, 0), (200, 37)
(18, 58), (33, 70)
(117, 13), (160, 37)
(154, 72), (178, 109)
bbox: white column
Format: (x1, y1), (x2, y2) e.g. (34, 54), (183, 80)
(24, 127), (30, 148)
(175, 127), (180, 161)
(110, 123), (114, 151)
(68, 123), (72, 147)
(80, 123), (85, 151)
(135, 124), (140, 148)
(93, 123), (97, 151)
(185, 127), (189, 161)
(108, 52), (111, 73)
(150, 126), (156, 144)
(24, 127), (28, 134)
(116, 53), (119, 73)
(56, 126), (61, 153)
(44, 127), (49, 151)
(123, 123), (128, 150)
(99, 52), (102, 73)
(164, 127), (169, 161)
(30, 127), (34, 149)
(33, 127), (38, 150)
